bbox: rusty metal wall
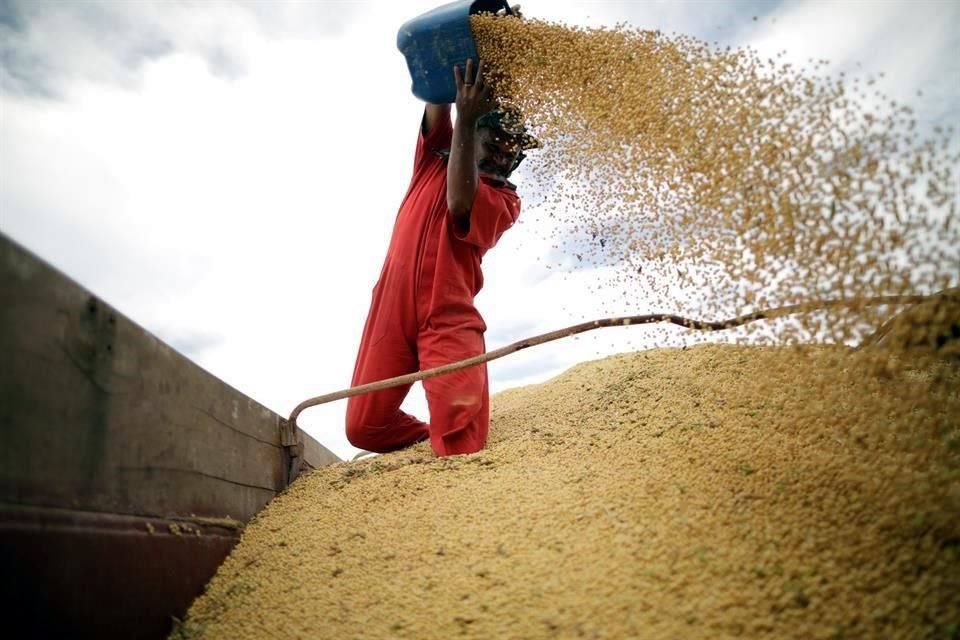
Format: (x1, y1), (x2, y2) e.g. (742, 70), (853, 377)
(0, 505), (239, 639)
(0, 232), (339, 637)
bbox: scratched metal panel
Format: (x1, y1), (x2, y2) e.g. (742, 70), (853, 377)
(0, 504), (240, 639)
(0, 231), (338, 522)
(0, 232), (340, 638)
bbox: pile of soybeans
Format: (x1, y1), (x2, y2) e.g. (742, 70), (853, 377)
(174, 14), (959, 640)
(174, 345), (959, 639)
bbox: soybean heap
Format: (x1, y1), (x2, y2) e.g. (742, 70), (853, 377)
(172, 13), (959, 640)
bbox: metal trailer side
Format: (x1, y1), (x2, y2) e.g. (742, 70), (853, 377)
(0, 232), (339, 638)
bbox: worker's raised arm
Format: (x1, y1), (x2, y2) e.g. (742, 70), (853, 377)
(447, 59), (494, 227)
(423, 103), (451, 135)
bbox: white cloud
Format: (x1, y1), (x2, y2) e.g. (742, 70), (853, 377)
(0, 0), (365, 95)
(745, 0), (960, 122)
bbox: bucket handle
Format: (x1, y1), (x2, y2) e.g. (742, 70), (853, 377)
(472, 0), (513, 17)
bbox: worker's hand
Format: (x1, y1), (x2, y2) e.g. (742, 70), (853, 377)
(453, 58), (494, 126)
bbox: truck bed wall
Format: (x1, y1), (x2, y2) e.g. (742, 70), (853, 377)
(0, 232), (339, 638)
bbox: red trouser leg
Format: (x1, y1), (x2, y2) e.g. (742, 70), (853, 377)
(345, 322), (429, 453)
(419, 327), (489, 456)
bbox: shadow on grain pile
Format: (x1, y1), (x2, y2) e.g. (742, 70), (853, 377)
(174, 345), (960, 640)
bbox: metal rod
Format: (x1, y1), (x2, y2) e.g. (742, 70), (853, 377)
(289, 294), (926, 427)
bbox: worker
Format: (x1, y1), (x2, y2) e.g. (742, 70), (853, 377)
(345, 58), (538, 456)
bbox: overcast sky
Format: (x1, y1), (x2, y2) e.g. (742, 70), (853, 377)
(1, 0), (957, 460)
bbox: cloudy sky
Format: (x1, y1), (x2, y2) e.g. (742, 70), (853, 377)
(1, 0), (957, 460)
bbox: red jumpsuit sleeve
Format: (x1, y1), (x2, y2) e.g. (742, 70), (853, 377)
(453, 180), (521, 250)
(414, 110), (453, 173)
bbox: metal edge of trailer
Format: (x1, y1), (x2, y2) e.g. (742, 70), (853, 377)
(0, 231), (340, 639)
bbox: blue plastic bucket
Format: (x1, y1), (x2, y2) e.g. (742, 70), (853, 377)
(397, 0), (511, 105)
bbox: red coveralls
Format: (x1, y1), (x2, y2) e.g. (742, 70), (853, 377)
(345, 112), (521, 456)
